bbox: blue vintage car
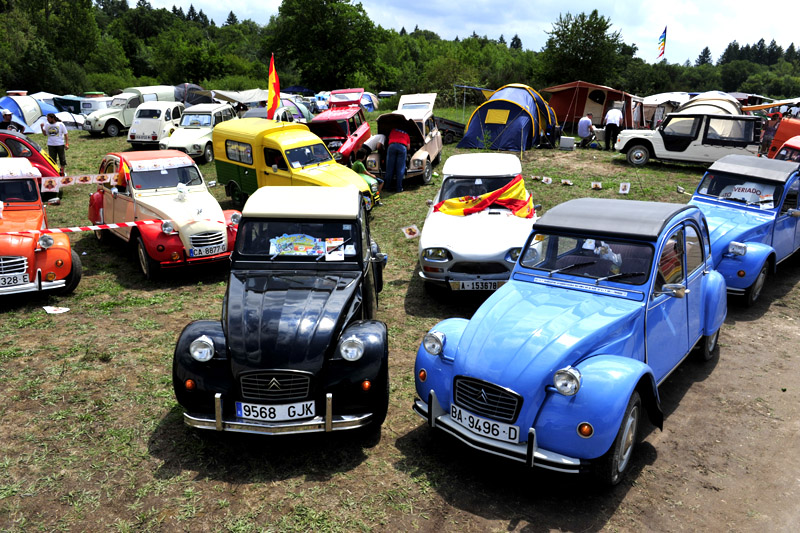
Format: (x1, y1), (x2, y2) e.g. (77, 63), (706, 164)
(688, 154), (800, 305)
(413, 198), (727, 485)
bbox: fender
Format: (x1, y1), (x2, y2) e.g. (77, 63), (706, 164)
(138, 222), (183, 263)
(715, 241), (773, 291)
(173, 320), (233, 411)
(533, 355), (661, 460)
(619, 137), (654, 155)
(222, 209), (240, 251)
(326, 320), (388, 388)
(703, 269), (727, 334)
(414, 318), (469, 403)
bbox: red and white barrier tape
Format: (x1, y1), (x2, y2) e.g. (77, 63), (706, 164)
(0, 218), (233, 237)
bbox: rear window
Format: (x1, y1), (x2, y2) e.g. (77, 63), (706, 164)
(136, 108), (161, 119)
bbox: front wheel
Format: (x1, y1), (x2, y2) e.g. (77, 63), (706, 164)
(421, 160), (432, 184)
(626, 144), (650, 166)
(137, 236), (159, 280)
(597, 391), (641, 486)
(202, 143), (214, 164)
(56, 250), (82, 295)
(105, 122), (120, 137)
(744, 263), (768, 306)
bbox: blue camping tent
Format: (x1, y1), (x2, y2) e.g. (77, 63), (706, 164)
(457, 84), (558, 151)
(0, 95), (60, 134)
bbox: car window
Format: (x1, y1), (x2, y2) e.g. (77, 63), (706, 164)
(111, 97), (127, 108)
(128, 97), (141, 109)
(237, 220), (359, 262)
(214, 112), (222, 126)
(164, 108), (171, 121)
(662, 116), (701, 137)
(0, 179), (39, 202)
(5, 139), (32, 157)
(706, 117), (754, 142)
(440, 176), (516, 201)
(780, 180), (800, 215)
(0, 143), (8, 157)
(776, 146), (800, 162)
(173, 106), (182, 119)
(130, 165), (202, 189)
(284, 143), (332, 168)
(685, 225), (704, 275)
(226, 140), (253, 165)
(696, 172), (780, 209)
(655, 230), (685, 292)
(264, 148), (289, 171)
(520, 233), (653, 285)
(181, 113), (212, 127)
(137, 108), (160, 119)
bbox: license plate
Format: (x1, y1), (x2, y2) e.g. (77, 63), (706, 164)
(235, 400), (315, 422)
(452, 280), (504, 291)
(450, 404), (519, 443)
(189, 244), (226, 257)
(0, 273), (29, 287)
(135, 135), (150, 140)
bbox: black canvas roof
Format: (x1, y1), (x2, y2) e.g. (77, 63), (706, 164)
(535, 198), (693, 241)
(708, 154), (800, 183)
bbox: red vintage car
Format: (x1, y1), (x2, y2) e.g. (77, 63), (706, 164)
(88, 150), (240, 279)
(0, 158), (81, 296)
(0, 130), (62, 178)
(308, 88), (371, 166)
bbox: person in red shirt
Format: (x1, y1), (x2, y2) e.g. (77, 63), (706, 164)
(385, 128), (410, 192)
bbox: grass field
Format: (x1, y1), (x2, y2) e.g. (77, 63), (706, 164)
(0, 113), (711, 531)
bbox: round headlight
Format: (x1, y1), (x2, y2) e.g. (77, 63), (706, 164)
(191, 144), (201, 152)
(423, 331), (445, 356)
(370, 182), (378, 193)
(38, 234), (54, 249)
(328, 141), (343, 150)
(161, 221), (174, 234)
(423, 248), (451, 261)
(230, 212), (242, 225)
(339, 336), (364, 361)
(411, 159), (423, 169)
(553, 366), (581, 396)
(189, 335), (214, 362)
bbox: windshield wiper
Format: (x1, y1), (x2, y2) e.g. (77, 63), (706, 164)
(548, 260), (596, 277)
(595, 271), (646, 284)
(317, 238), (352, 261)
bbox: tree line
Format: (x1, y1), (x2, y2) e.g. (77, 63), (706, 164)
(1, 1), (799, 104)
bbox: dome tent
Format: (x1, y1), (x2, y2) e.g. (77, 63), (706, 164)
(457, 84), (558, 151)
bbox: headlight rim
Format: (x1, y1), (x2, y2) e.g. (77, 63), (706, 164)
(38, 234), (54, 249)
(189, 335), (215, 362)
(422, 248), (452, 262)
(553, 366), (582, 396)
(339, 335), (365, 362)
(423, 330), (445, 356)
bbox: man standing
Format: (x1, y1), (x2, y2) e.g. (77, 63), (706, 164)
(385, 128), (410, 192)
(41, 113), (69, 173)
(0, 109), (16, 130)
(578, 113), (595, 148)
(604, 106), (623, 151)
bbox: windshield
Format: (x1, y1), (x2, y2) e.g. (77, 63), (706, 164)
(696, 172), (782, 209)
(136, 108), (161, 119)
(111, 98), (127, 108)
(440, 176), (517, 202)
(284, 143), (332, 168)
(129, 165), (203, 189)
(520, 233), (653, 285)
(0, 179), (39, 202)
(237, 219), (359, 262)
(308, 120), (348, 138)
(180, 113), (212, 127)
(775, 146), (800, 162)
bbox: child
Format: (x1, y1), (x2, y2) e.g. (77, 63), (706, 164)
(352, 148), (383, 205)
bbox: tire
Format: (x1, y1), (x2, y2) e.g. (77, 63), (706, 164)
(228, 182), (248, 209)
(202, 143), (214, 164)
(421, 160), (433, 185)
(698, 329), (720, 361)
(370, 365), (390, 428)
(626, 144), (650, 166)
(94, 229), (109, 243)
(105, 122), (120, 137)
(56, 250), (82, 295)
(136, 236), (159, 280)
(444, 131), (455, 144)
(744, 263), (768, 306)
(598, 391), (641, 486)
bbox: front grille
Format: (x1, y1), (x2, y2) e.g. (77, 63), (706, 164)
(240, 371), (312, 402)
(190, 231), (225, 248)
(454, 376), (522, 423)
(0, 256), (27, 275)
(449, 262), (509, 275)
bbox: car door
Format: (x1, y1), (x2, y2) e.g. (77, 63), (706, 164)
(261, 147), (292, 187)
(659, 115), (702, 154)
(700, 116), (759, 162)
(424, 116), (442, 160)
(646, 226), (690, 384)
(684, 223), (708, 348)
(105, 157), (135, 241)
(124, 97), (140, 126)
(773, 177), (800, 259)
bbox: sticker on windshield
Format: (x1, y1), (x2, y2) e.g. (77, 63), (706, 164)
(269, 234), (324, 257)
(325, 238), (345, 261)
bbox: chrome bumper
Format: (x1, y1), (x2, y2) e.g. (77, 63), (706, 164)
(413, 392), (583, 474)
(184, 393), (373, 436)
(417, 270), (509, 288)
(0, 276), (66, 295)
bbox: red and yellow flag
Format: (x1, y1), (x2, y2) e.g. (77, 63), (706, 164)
(434, 174), (534, 218)
(267, 53), (281, 120)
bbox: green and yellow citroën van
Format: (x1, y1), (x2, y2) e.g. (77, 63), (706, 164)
(213, 118), (378, 209)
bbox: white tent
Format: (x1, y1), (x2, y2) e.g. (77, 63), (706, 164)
(191, 88), (271, 105)
(30, 91), (59, 106)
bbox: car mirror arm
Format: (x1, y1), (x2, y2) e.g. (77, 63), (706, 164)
(654, 283), (690, 298)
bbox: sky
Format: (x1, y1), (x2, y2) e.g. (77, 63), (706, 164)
(148, 0), (797, 66)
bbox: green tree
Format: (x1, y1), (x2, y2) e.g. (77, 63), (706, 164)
(510, 34), (522, 50)
(695, 47), (712, 66)
(540, 10), (624, 85)
(720, 59), (763, 92)
(224, 10), (238, 26)
(718, 40), (740, 64)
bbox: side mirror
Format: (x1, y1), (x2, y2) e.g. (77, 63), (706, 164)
(111, 186), (119, 198)
(425, 199), (434, 207)
(371, 252), (388, 266)
(788, 208), (800, 218)
(207, 180), (217, 188)
(676, 186), (686, 194)
(657, 283), (690, 298)
(272, 164), (278, 173)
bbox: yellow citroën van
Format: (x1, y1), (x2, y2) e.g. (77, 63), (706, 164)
(213, 118), (378, 209)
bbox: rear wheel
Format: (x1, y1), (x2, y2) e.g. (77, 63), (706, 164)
(94, 229), (109, 242)
(137, 236), (159, 280)
(626, 144), (650, 166)
(202, 143), (214, 164)
(698, 329), (720, 361)
(597, 391), (641, 486)
(56, 250), (82, 295)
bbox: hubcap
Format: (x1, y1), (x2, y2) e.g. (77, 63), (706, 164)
(138, 243), (149, 275)
(617, 405), (639, 473)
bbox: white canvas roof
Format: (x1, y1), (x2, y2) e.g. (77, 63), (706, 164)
(191, 88), (271, 105)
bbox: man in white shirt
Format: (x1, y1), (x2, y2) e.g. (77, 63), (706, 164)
(604, 106), (623, 151)
(577, 113), (595, 148)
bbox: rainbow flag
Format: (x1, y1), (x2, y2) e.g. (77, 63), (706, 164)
(434, 174), (534, 218)
(267, 54), (281, 120)
(657, 27), (667, 59)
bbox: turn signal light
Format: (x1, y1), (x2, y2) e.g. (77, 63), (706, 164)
(55, 259), (64, 267)
(171, 251), (180, 261)
(157, 244), (165, 252)
(737, 270), (746, 278)
(45, 272), (57, 281)
(418, 369), (427, 382)
(577, 422), (594, 438)
(184, 379), (196, 391)
(361, 380), (372, 391)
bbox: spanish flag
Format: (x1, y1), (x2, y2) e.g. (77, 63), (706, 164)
(267, 53), (281, 120)
(434, 174), (534, 218)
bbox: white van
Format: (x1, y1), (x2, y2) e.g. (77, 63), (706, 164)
(80, 97), (113, 116)
(127, 101), (185, 148)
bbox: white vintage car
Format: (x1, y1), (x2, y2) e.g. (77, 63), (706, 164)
(418, 153), (537, 291)
(159, 102), (238, 163)
(127, 101), (185, 148)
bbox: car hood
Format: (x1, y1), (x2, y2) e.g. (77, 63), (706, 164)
(419, 210), (534, 256)
(618, 129), (655, 140)
(134, 189), (227, 245)
(225, 271), (361, 373)
(376, 113), (423, 142)
(164, 127), (211, 146)
(0, 207), (45, 233)
(87, 107), (122, 121)
(296, 163), (369, 192)
(690, 200), (773, 263)
(450, 280), (641, 414)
